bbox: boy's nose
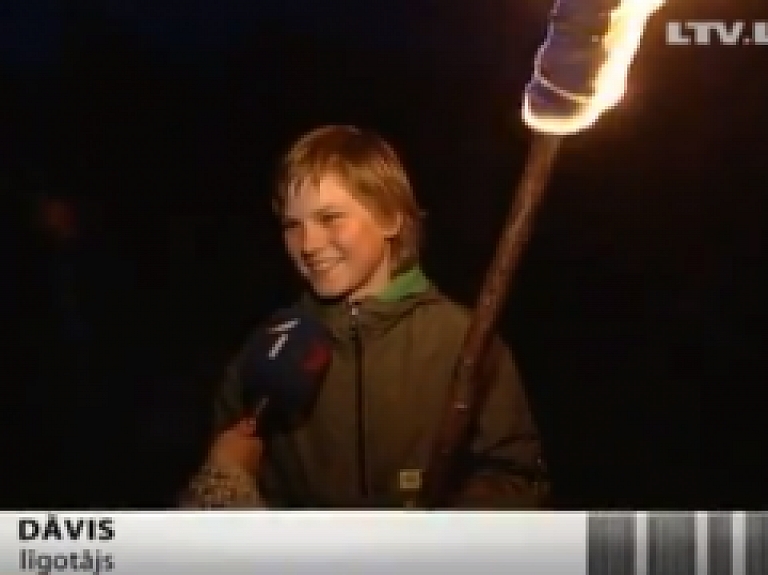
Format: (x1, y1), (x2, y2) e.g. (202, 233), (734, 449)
(300, 223), (328, 255)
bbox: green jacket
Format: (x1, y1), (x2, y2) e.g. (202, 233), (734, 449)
(195, 267), (547, 509)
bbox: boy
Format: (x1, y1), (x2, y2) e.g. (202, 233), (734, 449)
(182, 125), (547, 508)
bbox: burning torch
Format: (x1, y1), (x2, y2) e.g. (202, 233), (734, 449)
(423, 0), (667, 507)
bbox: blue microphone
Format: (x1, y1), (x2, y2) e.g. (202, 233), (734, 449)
(240, 307), (333, 433)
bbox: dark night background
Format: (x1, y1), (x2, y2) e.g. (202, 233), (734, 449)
(4, 0), (767, 509)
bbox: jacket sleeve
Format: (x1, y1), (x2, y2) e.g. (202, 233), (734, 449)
(452, 337), (550, 509)
(178, 344), (271, 509)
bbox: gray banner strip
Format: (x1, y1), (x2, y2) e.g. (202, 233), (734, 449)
(588, 513), (636, 575)
(708, 513), (732, 575)
(745, 513), (766, 575)
(648, 513), (696, 575)
(1, 512), (589, 575)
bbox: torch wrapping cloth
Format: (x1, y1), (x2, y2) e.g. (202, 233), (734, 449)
(526, 0), (615, 116)
(523, 0), (664, 133)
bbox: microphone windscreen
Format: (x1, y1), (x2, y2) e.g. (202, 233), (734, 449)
(240, 306), (333, 430)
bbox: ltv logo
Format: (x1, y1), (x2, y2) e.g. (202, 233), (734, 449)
(666, 21), (768, 45)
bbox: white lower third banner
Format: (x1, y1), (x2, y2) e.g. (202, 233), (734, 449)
(0, 511), (587, 575)
(1, 511), (763, 575)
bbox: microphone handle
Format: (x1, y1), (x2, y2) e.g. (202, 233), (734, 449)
(252, 396), (269, 418)
(249, 396), (269, 435)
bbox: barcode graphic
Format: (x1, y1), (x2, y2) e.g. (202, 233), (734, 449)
(745, 513), (766, 575)
(588, 513), (636, 575)
(709, 513), (732, 575)
(588, 513), (767, 575)
(648, 513), (695, 575)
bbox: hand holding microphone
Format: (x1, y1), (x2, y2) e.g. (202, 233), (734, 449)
(207, 417), (263, 475)
(206, 306), (332, 475)
(183, 417), (266, 509)
(239, 306), (333, 433)
(182, 307), (332, 508)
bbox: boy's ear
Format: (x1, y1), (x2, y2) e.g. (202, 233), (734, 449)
(381, 211), (403, 240)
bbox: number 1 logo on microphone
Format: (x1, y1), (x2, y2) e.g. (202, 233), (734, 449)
(267, 318), (300, 359)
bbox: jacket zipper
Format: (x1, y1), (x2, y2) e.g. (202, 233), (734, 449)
(349, 303), (369, 499)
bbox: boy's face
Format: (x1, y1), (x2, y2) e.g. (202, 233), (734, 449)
(281, 173), (400, 301)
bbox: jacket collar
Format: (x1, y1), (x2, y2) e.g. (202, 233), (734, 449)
(298, 266), (441, 340)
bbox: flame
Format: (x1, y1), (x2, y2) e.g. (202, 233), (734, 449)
(523, 0), (666, 135)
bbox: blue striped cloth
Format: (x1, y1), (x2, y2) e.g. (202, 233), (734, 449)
(524, 0), (619, 122)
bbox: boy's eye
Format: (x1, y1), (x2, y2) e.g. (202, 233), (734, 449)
(319, 213), (342, 224)
(281, 219), (299, 230)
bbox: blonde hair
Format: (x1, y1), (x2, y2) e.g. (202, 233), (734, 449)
(274, 125), (425, 274)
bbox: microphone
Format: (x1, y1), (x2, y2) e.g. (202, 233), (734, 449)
(240, 306), (333, 433)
